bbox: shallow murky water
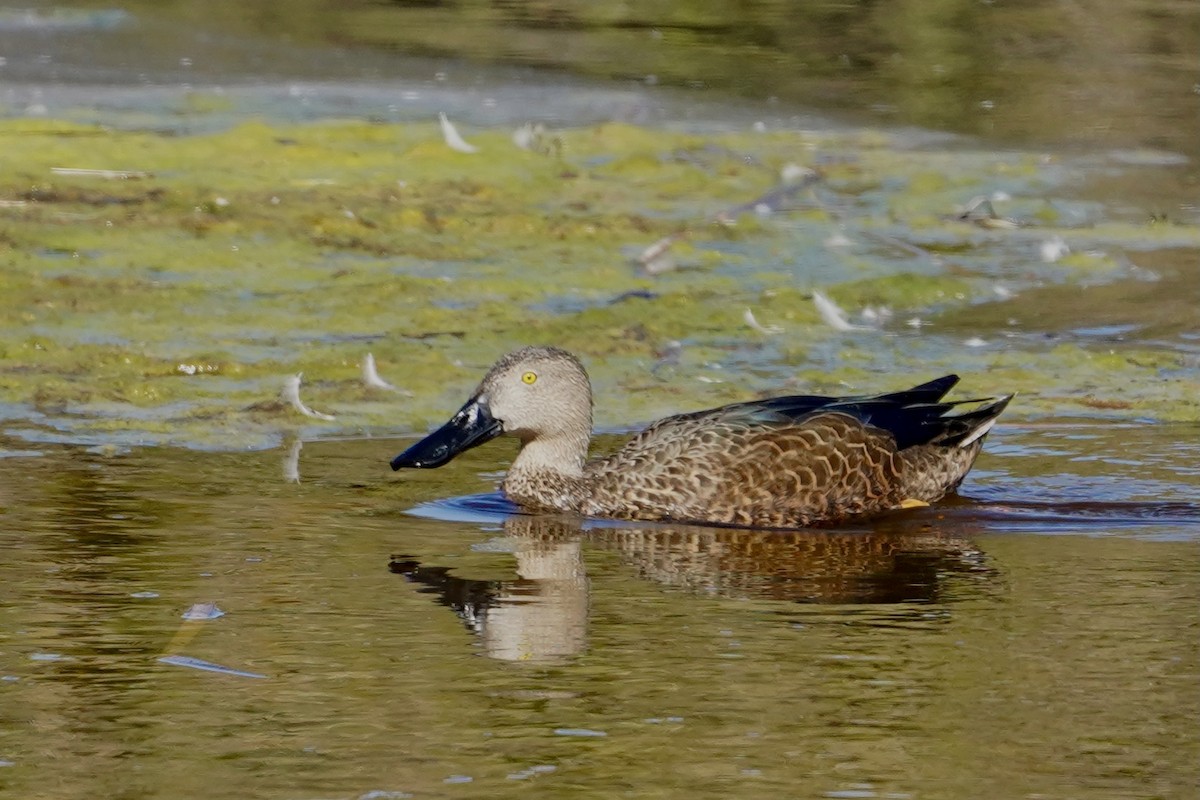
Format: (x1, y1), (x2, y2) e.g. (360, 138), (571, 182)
(1, 425), (1197, 798)
(1, 2), (1198, 797)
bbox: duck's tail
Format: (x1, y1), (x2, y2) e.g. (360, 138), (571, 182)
(937, 393), (1015, 448)
(896, 393), (1014, 503)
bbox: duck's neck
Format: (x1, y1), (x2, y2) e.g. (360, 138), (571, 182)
(501, 433), (591, 512)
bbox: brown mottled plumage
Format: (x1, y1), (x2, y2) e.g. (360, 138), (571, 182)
(391, 346), (1013, 529)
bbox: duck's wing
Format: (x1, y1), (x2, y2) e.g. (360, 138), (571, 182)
(584, 377), (1011, 527)
(635, 374), (975, 450)
(803, 391), (1013, 451)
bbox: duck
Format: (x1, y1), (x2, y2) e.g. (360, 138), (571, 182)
(390, 346), (1013, 529)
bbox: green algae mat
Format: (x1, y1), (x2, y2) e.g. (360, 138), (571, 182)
(1, 117), (1197, 450)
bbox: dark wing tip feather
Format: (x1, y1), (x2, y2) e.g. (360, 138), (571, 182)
(825, 388), (1013, 451)
(718, 376), (961, 427)
(876, 374), (959, 405)
(655, 377), (1009, 450)
(936, 393), (1014, 447)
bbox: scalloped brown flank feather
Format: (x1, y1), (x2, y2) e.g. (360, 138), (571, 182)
(393, 346), (1013, 529)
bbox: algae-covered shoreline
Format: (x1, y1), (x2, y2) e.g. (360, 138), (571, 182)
(1, 115), (1197, 451)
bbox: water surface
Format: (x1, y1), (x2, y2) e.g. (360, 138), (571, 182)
(0, 3), (1198, 798)
(1, 425), (1197, 798)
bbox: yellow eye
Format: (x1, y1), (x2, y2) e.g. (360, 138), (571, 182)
(521, 371), (538, 385)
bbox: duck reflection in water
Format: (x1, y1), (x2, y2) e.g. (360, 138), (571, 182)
(389, 513), (990, 663)
(392, 516), (589, 663)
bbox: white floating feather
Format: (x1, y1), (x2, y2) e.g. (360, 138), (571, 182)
(362, 352), (411, 394)
(636, 234), (682, 274)
(181, 602), (224, 621)
(51, 167), (149, 179)
(812, 291), (868, 332)
(157, 654), (267, 680)
(512, 122), (546, 150)
(281, 373), (335, 421)
(512, 123), (535, 150)
(1040, 237), (1069, 263)
(743, 307), (782, 335)
(439, 112), (479, 154)
(780, 163), (816, 184)
(860, 306), (894, 323)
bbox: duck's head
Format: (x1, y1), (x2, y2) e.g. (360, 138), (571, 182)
(390, 346), (594, 470)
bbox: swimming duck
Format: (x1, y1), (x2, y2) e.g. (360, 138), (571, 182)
(391, 346), (1012, 529)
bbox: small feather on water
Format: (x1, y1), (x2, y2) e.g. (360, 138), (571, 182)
(780, 163), (816, 184)
(1040, 237), (1069, 263)
(512, 121), (548, 150)
(363, 353), (412, 394)
(812, 291), (869, 332)
(181, 602), (225, 621)
(157, 654), (267, 679)
(824, 230), (853, 248)
(953, 195), (1021, 229)
(635, 233), (684, 275)
(512, 122), (561, 157)
(743, 307), (782, 335)
(554, 728), (607, 737)
(963, 337), (988, 348)
(51, 167), (150, 179)
(512, 122), (538, 150)
(439, 112), (479, 154)
(860, 305), (892, 323)
(281, 373), (335, 421)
